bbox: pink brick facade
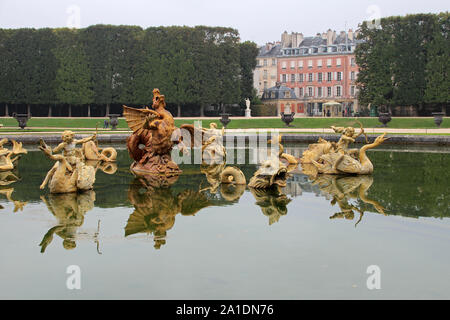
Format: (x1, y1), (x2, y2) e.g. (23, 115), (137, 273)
(278, 54), (359, 117)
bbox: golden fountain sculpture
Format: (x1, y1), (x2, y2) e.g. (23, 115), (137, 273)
(248, 135), (298, 190)
(123, 89), (182, 182)
(39, 130), (117, 193)
(0, 138), (27, 171)
(300, 122), (387, 175)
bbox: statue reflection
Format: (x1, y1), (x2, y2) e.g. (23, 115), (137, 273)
(308, 173), (386, 226)
(200, 162), (246, 202)
(0, 170), (27, 212)
(249, 188), (291, 225)
(125, 178), (211, 249)
(39, 191), (101, 253)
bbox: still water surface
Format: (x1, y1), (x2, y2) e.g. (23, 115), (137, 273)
(0, 144), (449, 299)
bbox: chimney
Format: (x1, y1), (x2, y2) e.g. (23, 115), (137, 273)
(297, 33), (304, 46)
(322, 32), (327, 40)
(332, 30), (337, 42)
(327, 29), (333, 45)
(348, 28), (354, 41)
(281, 31), (291, 47)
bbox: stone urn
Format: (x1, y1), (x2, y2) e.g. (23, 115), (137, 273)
(432, 112), (445, 127)
(378, 112), (391, 127)
(12, 112), (31, 129)
(220, 113), (231, 128)
(108, 114), (120, 130)
(281, 112), (295, 127)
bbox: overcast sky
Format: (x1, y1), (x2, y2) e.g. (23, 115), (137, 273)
(0, 0), (448, 45)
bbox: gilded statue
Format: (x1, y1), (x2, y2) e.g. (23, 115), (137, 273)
(39, 191), (100, 253)
(123, 89), (182, 181)
(248, 135), (298, 189)
(300, 123), (387, 175)
(177, 122), (227, 165)
(310, 174), (386, 226)
(200, 163), (246, 201)
(39, 131), (96, 193)
(248, 156), (289, 189)
(0, 138), (27, 171)
(268, 135), (298, 166)
(39, 130), (117, 193)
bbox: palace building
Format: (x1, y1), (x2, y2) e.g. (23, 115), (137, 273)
(256, 29), (362, 117)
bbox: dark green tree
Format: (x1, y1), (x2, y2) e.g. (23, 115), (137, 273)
(425, 12), (450, 112)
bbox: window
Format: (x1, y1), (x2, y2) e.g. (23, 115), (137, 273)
(317, 59), (322, 68)
(298, 74), (304, 82)
(351, 58), (355, 66)
(282, 74), (287, 83)
(264, 59), (267, 66)
(285, 91), (291, 98)
(336, 86), (341, 97)
(263, 70), (268, 79)
(290, 61), (295, 69)
(350, 86), (355, 96)
(308, 73), (313, 82)
(318, 87), (322, 97)
(318, 73), (323, 82)
(299, 87), (303, 97)
(298, 61), (304, 69)
(282, 61), (287, 69)
(336, 58), (341, 67)
(308, 60), (313, 68)
(308, 87), (313, 97)
(271, 91), (275, 98)
(327, 59), (332, 67)
(327, 87), (332, 97)
(291, 74), (295, 83)
(272, 58), (276, 66)
(337, 72), (342, 81)
(327, 72), (332, 81)
(351, 71), (355, 81)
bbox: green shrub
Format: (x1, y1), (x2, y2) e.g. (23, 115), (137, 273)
(250, 104), (277, 117)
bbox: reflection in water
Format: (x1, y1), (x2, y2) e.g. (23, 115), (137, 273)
(308, 174), (386, 226)
(125, 178), (211, 249)
(39, 191), (101, 253)
(0, 187), (27, 212)
(0, 168), (27, 212)
(250, 188), (291, 225)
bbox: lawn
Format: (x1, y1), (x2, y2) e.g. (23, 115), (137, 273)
(0, 116), (448, 130)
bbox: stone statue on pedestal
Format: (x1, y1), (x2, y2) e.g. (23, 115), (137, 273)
(245, 98), (251, 118)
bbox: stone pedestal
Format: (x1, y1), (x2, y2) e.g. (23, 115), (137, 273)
(245, 108), (251, 118)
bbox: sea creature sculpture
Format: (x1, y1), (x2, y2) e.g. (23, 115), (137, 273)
(0, 138), (27, 171)
(177, 122), (226, 165)
(312, 134), (388, 174)
(123, 89), (182, 182)
(39, 132), (98, 193)
(248, 156), (288, 189)
(268, 135), (298, 166)
(300, 123), (387, 175)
